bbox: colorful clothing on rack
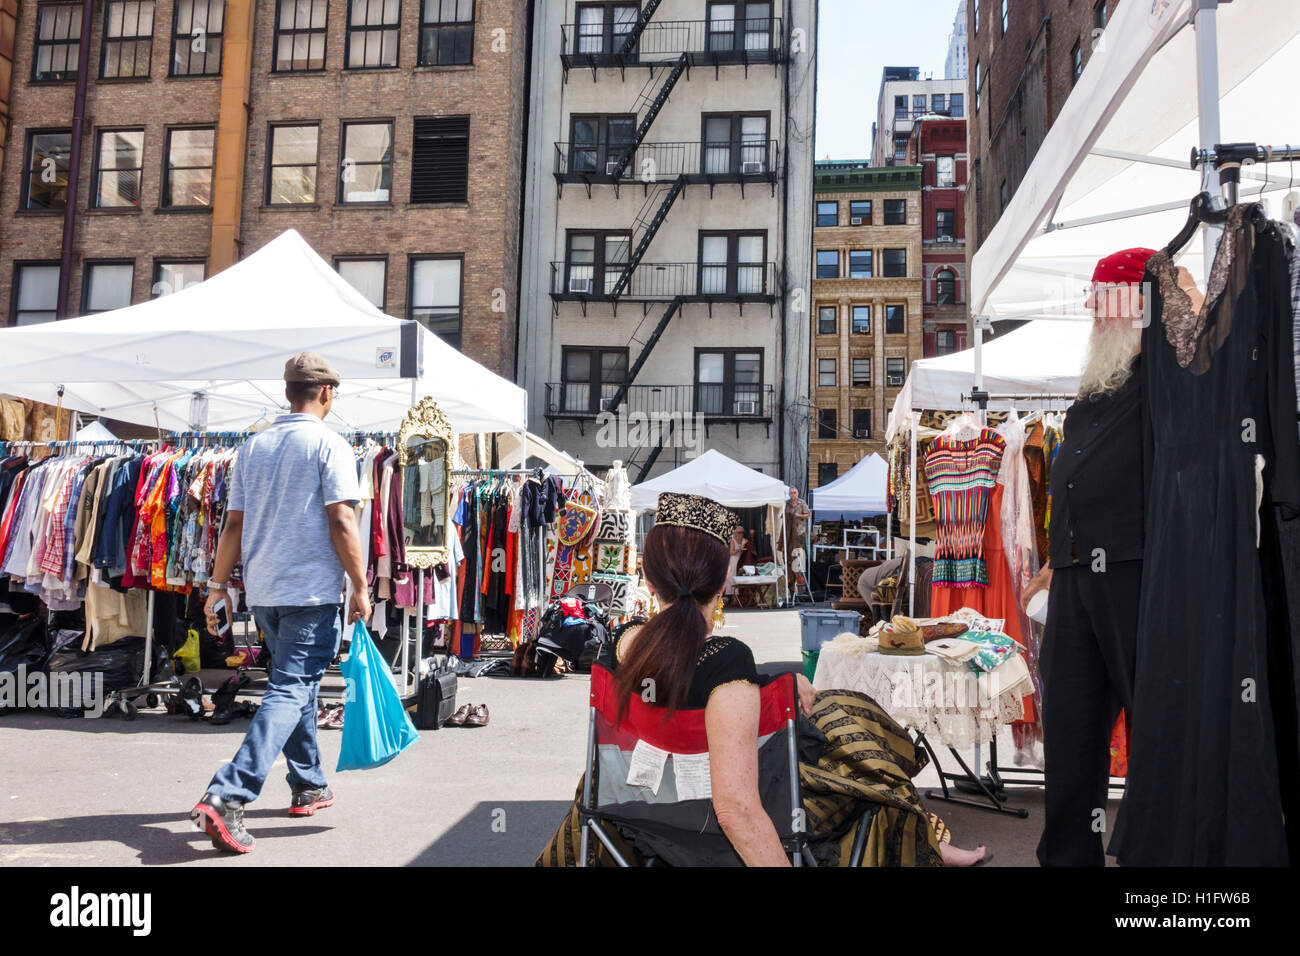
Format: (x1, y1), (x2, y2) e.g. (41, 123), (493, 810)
(923, 429), (1005, 587)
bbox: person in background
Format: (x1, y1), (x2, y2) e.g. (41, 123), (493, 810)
(725, 525), (747, 601)
(1020, 247), (1156, 867)
(189, 352), (371, 854)
(785, 486), (811, 557)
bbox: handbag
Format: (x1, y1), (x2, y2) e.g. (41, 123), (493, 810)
(555, 500), (598, 546)
(337, 621), (420, 771)
(414, 656), (459, 730)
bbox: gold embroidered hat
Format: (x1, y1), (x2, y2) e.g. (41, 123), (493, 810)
(654, 492), (738, 546)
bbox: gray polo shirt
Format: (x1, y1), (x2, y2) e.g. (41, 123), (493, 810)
(227, 414), (360, 607)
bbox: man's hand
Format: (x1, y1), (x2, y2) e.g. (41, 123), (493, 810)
(795, 673), (817, 714)
(203, 589), (230, 637)
(1020, 566), (1053, 615)
(348, 588), (373, 625)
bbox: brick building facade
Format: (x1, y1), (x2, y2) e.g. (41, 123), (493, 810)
(907, 112), (968, 356)
(0, 0), (528, 379)
(809, 161), (923, 489)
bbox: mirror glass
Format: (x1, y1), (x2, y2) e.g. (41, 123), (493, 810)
(402, 435), (447, 549)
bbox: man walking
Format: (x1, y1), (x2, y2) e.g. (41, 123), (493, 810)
(190, 352), (371, 854)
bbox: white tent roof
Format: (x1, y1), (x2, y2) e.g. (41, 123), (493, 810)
(973, 0), (1300, 326)
(494, 431), (594, 479)
(887, 319), (1090, 439)
(629, 449), (790, 512)
(810, 453), (888, 517)
(73, 420), (118, 443)
(0, 230), (526, 435)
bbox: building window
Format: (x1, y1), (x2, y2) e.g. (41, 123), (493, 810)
(817, 358), (836, 388)
(999, 178), (1009, 212)
(815, 249), (839, 280)
(565, 231), (631, 295)
(162, 126), (214, 207)
(171, 0), (223, 75)
(33, 4), (81, 81)
(851, 305), (870, 335)
(1000, 0), (1008, 33)
(848, 250), (872, 279)
(82, 261), (134, 314)
(851, 357), (871, 387)
(950, 93), (964, 118)
(409, 256), (462, 348)
(703, 112), (770, 175)
(22, 130), (72, 210)
(936, 155), (955, 188)
(817, 407), (837, 439)
(152, 260), (205, 297)
(893, 94), (907, 120)
(852, 409), (871, 439)
(706, 1), (774, 54)
(912, 93), (926, 116)
(266, 124), (318, 204)
(700, 232), (767, 295)
(92, 129), (144, 208)
(1071, 39), (1083, 85)
(12, 264), (60, 324)
(817, 305), (836, 335)
(101, 1), (154, 78)
(936, 208), (956, 240)
(932, 93), (945, 113)
(935, 269), (957, 305)
(886, 357), (906, 386)
(339, 121), (393, 203)
(334, 257), (387, 309)
(696, 349), (763, 416)
(973, 0), (979, 33)
(882, 248), (907, 277)
(817, 462), (838, 485)
(883, 198), (906, 225)
(575, 3), (638, 55)
(974, 61), (981, 112)
(849, 200), (871, 223)
(411, 116), (469, 203)
(885, 304), (905, 335)
(569, 114), (636, 175)
(273, 0), (327, 71)
(560, 347), (628, 413)
(346, 0), (399, 69)
(816, 201), (838, 227)
(1094, 0), (1108, 30)
(893, 135), (908, 163)
(936, 329), (958, 355)
(420, 0), (474, 65)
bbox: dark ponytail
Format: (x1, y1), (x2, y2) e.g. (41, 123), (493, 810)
(615, 523), (730, 720)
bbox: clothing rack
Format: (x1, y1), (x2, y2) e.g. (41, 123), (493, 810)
(963, 391), (1076, 409)
(1190, 142), (1300, 206)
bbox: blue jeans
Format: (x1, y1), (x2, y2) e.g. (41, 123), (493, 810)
(208, 604), (342, 805)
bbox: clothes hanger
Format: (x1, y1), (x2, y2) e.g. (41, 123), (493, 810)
(1164, 191), (1229, 257)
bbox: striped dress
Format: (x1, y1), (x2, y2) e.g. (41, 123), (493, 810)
(923, 429), (1006, 588)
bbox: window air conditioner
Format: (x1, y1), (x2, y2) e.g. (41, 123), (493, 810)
(887, 374), (904, 386)
(569, 276), (593, 294)
(937, 235), (954, 242)
(741, 160), (763, 175)
(734, 400), (760, 415)
(854, 428), (871, 439)
(850, 217), (864, 226)
(599, 397), (620, 412)
(606, 160), (623, 176)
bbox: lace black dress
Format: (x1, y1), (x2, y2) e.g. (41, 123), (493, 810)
(1112, 204), (1300, 866)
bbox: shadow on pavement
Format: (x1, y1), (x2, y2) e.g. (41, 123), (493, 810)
(405, 800), (574, 866)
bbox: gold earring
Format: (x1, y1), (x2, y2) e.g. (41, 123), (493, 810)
(712, 596), (726, 630)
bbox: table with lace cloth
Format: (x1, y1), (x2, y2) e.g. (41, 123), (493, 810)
(812, 637), (1027, 749)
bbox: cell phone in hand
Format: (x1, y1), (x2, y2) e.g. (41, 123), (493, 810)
(214, 598), (231, 636)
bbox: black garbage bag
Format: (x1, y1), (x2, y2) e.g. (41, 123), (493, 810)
(47, 637), (146, 693)
(536, 598), (610, 667)
(0, 616), (46, 674)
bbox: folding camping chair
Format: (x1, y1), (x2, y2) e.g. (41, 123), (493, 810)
(578, 662), (873, 867)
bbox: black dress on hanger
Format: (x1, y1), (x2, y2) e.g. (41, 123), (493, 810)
(1112, 203), (1300, 866)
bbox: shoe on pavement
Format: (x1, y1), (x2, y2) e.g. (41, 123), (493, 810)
(190, 792), (254, 854)
(289, 785), (335, 817)
(464, 704), (490, 727)
(447, 704), (472, 727)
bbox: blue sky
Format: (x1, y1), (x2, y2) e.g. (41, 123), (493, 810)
(815, 0), (965, 160)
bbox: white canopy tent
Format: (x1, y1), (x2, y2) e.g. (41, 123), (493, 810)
(0, 230), (527, 436)
(971, 0), (1300, 332)
(886, 319), (1090, 441)
(629, 449), (790, 512)
(810, 453), (889, 519)
(495, 430), (596, 480)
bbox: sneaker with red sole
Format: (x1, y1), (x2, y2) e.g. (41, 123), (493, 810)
(289, 785), (335, 816)
(190, 792), (255, 854)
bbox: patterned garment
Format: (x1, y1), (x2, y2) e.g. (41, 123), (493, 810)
(1041, 424), (1063, 539)
(923, 429), (1005, 587)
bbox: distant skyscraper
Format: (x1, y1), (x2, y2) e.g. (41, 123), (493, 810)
(945, 1), (969, 79)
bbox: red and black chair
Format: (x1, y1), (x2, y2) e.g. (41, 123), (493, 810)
(578, 661), (818, 866)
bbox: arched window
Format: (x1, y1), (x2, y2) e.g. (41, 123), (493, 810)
(935, 269), (957, 305)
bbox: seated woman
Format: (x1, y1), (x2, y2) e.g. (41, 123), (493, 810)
(537, 492), (989, 867)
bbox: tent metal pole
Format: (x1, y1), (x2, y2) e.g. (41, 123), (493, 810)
(908, 410), (917, 618)
(1194, 0), (1223, 261)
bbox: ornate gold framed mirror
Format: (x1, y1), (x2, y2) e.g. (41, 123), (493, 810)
(397, 397), (456, 569)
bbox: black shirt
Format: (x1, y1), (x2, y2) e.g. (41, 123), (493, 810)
(1047, 356), (1147, 569)
(600, 633), (762, 709)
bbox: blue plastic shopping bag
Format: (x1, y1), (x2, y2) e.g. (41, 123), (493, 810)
(337, 621), (420, 771)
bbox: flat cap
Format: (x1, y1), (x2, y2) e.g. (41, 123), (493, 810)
(284, 351), (341, 386)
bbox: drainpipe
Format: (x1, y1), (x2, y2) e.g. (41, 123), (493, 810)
(55, 0), (94, 319)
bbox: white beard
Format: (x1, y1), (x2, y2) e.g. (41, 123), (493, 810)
(1077, 321), (1142, 400)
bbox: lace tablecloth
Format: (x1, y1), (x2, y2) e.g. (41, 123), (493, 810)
(812, 638), (1027, 748)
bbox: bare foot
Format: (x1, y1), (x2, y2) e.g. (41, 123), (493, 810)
(940, 842), (988, 867)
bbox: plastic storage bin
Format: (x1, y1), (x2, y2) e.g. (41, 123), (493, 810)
(798, 608), (862, 653)
(801, 649), (820, 682)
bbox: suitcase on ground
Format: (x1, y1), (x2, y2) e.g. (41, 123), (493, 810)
(414, 665), (458, 730)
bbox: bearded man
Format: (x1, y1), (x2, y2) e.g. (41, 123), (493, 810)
(1020, 247), (1156, 867)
